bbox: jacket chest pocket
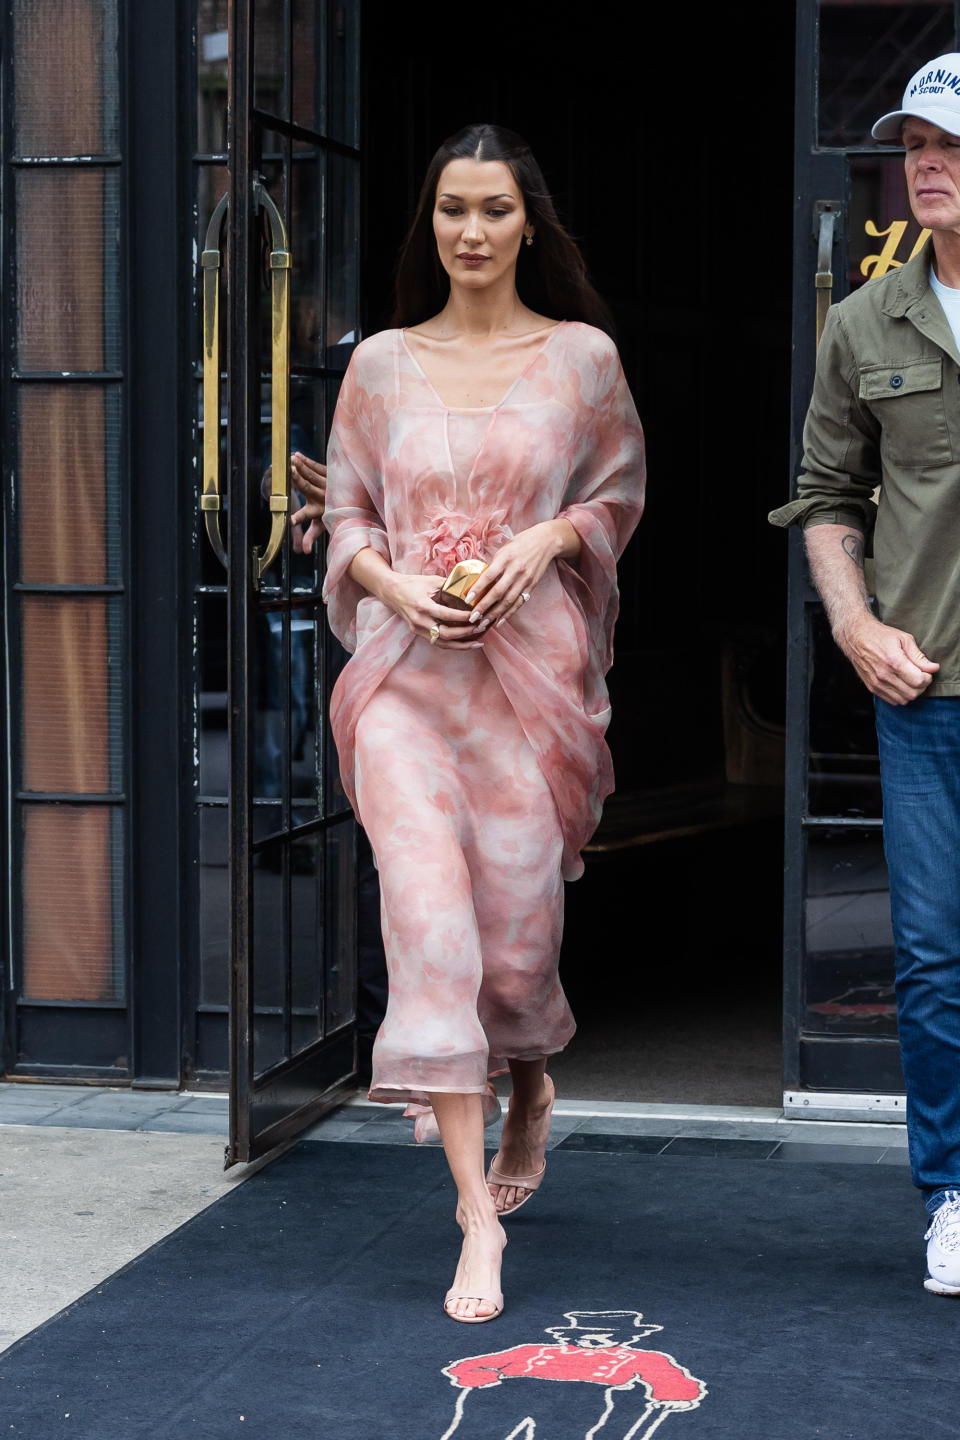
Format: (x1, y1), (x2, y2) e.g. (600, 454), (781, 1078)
(859, 358), (953, 468)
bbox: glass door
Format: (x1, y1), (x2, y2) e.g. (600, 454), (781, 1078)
(198, 0), (361, 1163)
(784, 0), (958, 1108)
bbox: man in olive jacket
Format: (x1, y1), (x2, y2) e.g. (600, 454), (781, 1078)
(770, 52), (960, 1296)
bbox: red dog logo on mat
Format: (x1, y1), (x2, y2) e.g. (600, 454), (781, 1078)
(439, 1309), (707, 1439)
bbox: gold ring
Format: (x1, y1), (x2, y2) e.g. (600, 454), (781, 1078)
(429, 625), (441, 645)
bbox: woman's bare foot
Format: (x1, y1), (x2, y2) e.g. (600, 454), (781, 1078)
(444, 1204), (506, 1322)
(488, 1074), (555, 1213)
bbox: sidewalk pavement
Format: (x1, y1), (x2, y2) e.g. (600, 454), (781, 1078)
(0, 1082), (911, 1354)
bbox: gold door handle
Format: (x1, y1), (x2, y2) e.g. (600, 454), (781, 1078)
(252, 179), (291, 588)
(814, 203), (837, 351)
(201, 193), (230, 567)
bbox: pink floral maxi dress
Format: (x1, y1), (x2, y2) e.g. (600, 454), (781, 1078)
(322, 322), (646, 1106)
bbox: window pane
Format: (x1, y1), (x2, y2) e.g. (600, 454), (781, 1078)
(805, 829), (896, 1038)
(13, 0), (118, 156)
(808, 606), (881, 818)
(254, 0), (287, 119)
(199, 592), (228, 797)
(292, 0), (322, 134)
(21, 804), (125, 1001)
(16, 168), (122, 372)
(290, 609), (319, 816)
(326, 0), (359, 147)
(18, 385), (121, 585)
(291, 150), (323, 368)
(20, 596), (123, 795)
(849, 154), (930, 295)
(291, 830), (322, 1049)
(325, 821), (356, 1031)
(326, 153), (359, 358)
(819, 1), (954, 148)
(197, 0), (229, 153)
(199, 807), (229, 1006)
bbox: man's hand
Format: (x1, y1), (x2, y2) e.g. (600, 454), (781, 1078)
(836, 611), (939, 705)
(290, 452), (327, 553)
(804, 521), (939, 705)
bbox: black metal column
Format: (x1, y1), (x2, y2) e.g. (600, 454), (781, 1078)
(127, 0), (187, 1088)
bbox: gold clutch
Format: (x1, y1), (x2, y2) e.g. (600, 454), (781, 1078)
(433, 559), (488, 611)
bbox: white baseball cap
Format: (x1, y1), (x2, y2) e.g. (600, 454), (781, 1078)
(872, 53), (960, 141)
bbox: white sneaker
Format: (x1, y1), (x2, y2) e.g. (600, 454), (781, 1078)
(924, 1191), (960, 1296)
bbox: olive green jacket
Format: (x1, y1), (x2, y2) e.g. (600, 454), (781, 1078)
(770, 247), (960, 695)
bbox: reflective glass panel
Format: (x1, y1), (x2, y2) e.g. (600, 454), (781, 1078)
(254, 0), (287, 119)
(326, 0), (360, 147)
(253, 608), (289, 803)
(808, 606), (882, 818)
(13, 0), (118, 156)
(253, 837), (287, 1074)
(848, 154), (930, 296)
(325, 821), (356, 1031)
(290, 829), (323, 1048)
(292, 0), (322, 134)
(291, 150), (324, 368)
(20, 596), (123, 795)
(805, 828), (897, 1038)
(819, 0), (954, 148)
(21, 803), (125, 1001)
(290, 608), (320, 815)
(197, 0), (229, 153)
(199, 592), (228, 797)
(16, 168), (122, 372)
(323, 628), (351, 817)
(18, 385), (121, 585)
(199, 806), (229, 1006)
(326, 153), (359, 359)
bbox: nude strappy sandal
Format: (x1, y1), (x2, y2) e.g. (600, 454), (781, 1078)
(485, 1075), (554, 1216)
(484, 1158), (546, 1215)
(443, 1288), (504, 1323)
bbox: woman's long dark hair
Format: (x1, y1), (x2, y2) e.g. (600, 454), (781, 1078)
(393, 124), (614, 337)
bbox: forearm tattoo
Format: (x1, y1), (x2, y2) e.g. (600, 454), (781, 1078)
(841, 532), (864, 568)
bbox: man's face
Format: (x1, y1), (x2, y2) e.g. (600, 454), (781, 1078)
(903, 117), (960, 232)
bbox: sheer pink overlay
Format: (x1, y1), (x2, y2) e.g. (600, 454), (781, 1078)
(323, 322), (645, 1104)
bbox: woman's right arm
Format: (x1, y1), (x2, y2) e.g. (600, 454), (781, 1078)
(348, 546), (485, 649)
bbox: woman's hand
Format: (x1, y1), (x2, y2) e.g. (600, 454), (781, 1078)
(348, 548), (486, 648)
(383, 574), (486, 649)
(465, 518), (580, 627)
(290, 453), (327, 554)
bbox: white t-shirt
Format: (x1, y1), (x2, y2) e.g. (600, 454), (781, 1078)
(930, 267), (960, 354)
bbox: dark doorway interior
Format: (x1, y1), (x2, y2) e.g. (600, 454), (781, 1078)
(361, 2), (796, 1104)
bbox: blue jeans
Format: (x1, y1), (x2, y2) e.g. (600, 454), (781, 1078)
(875, 695), (960, 1202)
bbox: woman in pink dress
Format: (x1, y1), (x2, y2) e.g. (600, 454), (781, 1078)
(304, 124), (645, 1323)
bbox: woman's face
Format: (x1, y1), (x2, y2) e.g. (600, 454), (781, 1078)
(432, 158), (532, 291)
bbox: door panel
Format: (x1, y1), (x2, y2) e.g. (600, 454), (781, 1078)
(784, 0), (958, 1100)
(195, 0), (360, 1161)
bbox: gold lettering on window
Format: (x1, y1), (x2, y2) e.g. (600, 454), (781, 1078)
(860, 220), (931, 279)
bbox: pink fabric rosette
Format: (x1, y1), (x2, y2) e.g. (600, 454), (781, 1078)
(420, 507), (513, 578)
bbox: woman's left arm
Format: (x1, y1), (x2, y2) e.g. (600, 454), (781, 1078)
(466, 517), (581, 629)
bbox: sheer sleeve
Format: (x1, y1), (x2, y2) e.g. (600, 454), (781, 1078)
(321, 354), (391, 653)
(558, 332), (646, 674)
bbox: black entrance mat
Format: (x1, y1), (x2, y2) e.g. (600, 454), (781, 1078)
(1, 1143), (957, 1440)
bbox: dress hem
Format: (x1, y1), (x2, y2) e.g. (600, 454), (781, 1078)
(367, 1038), (574, 1106)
